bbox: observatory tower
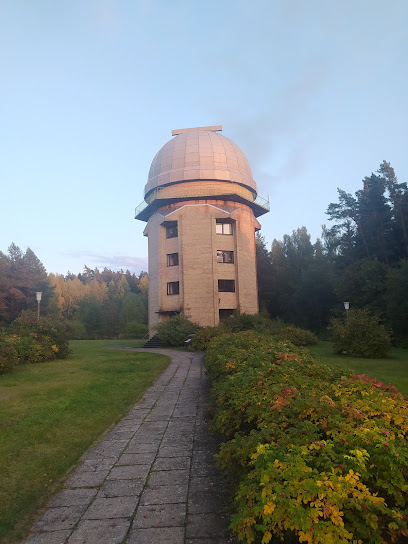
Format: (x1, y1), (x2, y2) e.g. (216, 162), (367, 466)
(135, 126), (269, 336)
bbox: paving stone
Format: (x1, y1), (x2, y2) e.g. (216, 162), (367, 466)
(157, 445), (193, 457)
(133, 503), (186, 528)
(153, 401), (177, 408)
(147, 469), (189, 486)
(66, 471), (108, 488)
(185, 539), (234, 544)
(50, 488), (98, 507)
(97, 479), (145, 498)
(138, 421), (168, 432)
(128, 435), (162, 447)
(33, 505), (87, 531)
(161, 436), (193, 447)
(124, 408), (150, 419)
(88, 440), (128, 458)
(127, 526), (185, 543)
(116, 452), (156, 466)
(144, 413), (171, 422)
(83, 496), (138, 519)
(191, 450), (216, 464)
(113, 421), (143, 431)
(186, 512), (230, 539)
(108, 464), (150, 480)
(21, 530), (71, 544)
(104, 429), (136, 441)
(125, 442), (159, 454)
(194, 435), (222, 450)
(76, 458), (116, 473)
(188, 477), (225, 514)
(140, 483), (188, 505)
(173, 409), (197, 418)
(152, 455), (190, 471)
(66, 518), (131, 544)
(190, 461), (219, 478)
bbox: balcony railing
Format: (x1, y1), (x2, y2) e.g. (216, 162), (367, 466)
(254, 194), (270, 211)
(135, 188), (270, 219)
(134, 200), (148, 218)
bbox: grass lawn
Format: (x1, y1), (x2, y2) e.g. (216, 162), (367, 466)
(0, 339), (170, 544)
(308, 341), (408, 397)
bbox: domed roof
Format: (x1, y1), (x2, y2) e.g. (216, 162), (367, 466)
(144, 126), (257, 197)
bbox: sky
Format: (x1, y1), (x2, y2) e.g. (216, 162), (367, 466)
(1, 0), (407, 276)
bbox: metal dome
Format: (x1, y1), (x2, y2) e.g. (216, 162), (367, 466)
(144, 126), (257, 197)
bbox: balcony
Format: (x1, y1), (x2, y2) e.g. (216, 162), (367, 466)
(135, 188), (269, 221)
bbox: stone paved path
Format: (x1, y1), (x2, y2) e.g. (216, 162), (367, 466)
(22, 349), (236, 544)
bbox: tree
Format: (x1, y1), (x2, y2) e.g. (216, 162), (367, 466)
(77, 296), (106, 339)
(386, 260), (408, 345)
(335, 259), (389, 318)
(326, 162), (407, 265)
(378, 160), (408, 260)
(255, 234), (274, 315)
(0, 244), (50, 322)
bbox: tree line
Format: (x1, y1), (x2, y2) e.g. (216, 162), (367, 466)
(2, 160), (407, 344)
(256, 161), (408, 345)
(0, 246), (148, 339)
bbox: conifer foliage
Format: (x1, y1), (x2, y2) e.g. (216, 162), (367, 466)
(257, 161), (408, 345)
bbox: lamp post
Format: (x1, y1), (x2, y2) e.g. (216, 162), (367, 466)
(36, 291), (42, 322)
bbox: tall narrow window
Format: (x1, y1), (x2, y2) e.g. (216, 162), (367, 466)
(167, 253), (179, 266)
(166, 222), (178, 239)
(216, 220), (233, 235)
(167, 281), (179, 295)
(217, 250), (234, 263)
(218, 279), (235, 292)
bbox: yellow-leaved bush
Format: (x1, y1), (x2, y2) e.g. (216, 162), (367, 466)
(205, 331), (408, 543)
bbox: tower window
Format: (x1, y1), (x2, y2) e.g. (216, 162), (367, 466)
(167, 253), (179, 266)
(166, 222), (178, 238)
(216, 221), (233, 235)
(218, 279), (235, 292)
(217, 250), (234, 263)
(167, 281), (179, 295)
(219, 309), (235, 319)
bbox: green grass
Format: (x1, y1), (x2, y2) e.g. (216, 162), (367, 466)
(308, 341), (408, 397)
(0, 339), (170, 544)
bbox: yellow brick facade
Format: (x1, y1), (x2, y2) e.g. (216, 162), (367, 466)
(145, 198), (260, 335)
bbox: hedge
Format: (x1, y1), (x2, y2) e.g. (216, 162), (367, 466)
(205, 331), (408, 543)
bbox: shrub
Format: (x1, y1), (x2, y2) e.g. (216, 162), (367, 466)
(220, 312), (274, 334)
(329, 308), (392, 358)
(268, 317), (288, 336)
(205, 331), (408, 543)
(154, 313), (201, 346)
(190, 326), (225, 350)
(10, 311), (71, 363)
(0, 332), (18, 374)
(278, 325), (318, 346)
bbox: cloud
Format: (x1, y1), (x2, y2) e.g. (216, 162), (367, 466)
(61, 250), (148, 274)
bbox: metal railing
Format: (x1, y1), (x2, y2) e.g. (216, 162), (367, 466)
(135, 188), (270, 218)
(254, 194), (270, 211)
(134, 200), (148, 218)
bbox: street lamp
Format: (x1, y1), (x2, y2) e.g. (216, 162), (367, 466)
(36, 291), (42, 322)
(343, 301), (350, 311)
